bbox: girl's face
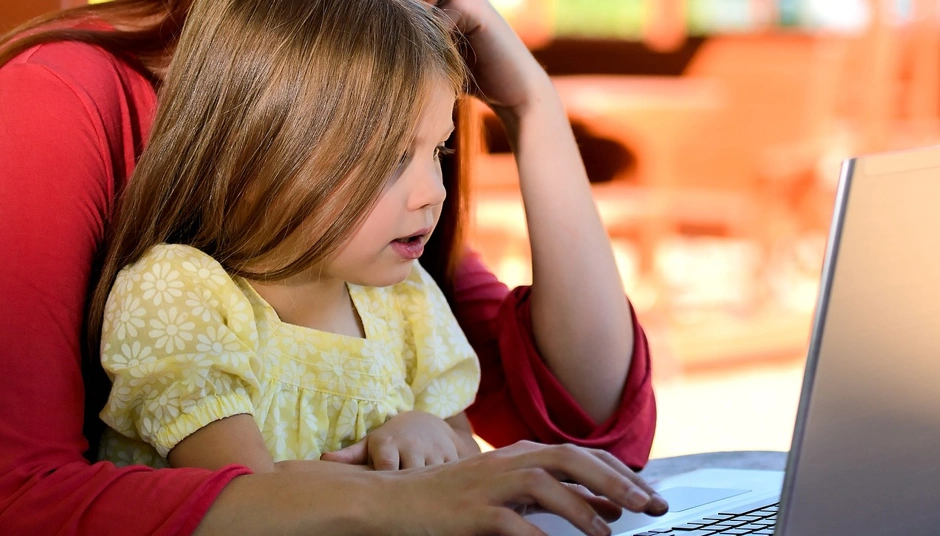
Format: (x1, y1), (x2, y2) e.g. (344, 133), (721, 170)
(322, 81), (456, 287)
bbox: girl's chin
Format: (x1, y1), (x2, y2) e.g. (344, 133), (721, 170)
(347, 261), (415, 288)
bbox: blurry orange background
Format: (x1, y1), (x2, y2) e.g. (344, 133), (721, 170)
(472, 0), (940, 458)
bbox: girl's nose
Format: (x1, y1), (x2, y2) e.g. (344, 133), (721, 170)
(408, 163), (447, 211)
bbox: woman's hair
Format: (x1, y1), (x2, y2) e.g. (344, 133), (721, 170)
(87, 0), (468, 356)
(0, 0), (192, 79)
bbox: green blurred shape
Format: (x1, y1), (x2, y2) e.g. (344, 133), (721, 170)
(553, 0), (647, 39)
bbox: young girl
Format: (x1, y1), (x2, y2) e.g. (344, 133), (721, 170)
(89, 0), (482, 472)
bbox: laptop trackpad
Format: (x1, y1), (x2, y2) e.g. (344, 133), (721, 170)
(657, 486), (751, 512)
(527, 486), (753, 534)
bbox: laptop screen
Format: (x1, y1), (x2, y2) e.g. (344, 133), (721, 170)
(779, 146), (940, 535)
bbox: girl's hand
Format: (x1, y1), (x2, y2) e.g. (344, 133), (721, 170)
(429, 0), (552, 113)
(320, 410), (477, 470)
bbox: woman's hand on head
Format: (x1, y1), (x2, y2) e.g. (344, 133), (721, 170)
(426, 0), (553, 114)
(320, 410), (477, 469)
(382, 440), (669, 536)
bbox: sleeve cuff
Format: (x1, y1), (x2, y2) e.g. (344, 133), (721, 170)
(153, 393), (254, 458)
(496, 287), (657, 468)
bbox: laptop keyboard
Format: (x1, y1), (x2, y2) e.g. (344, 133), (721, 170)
(634, 498), (779, 535)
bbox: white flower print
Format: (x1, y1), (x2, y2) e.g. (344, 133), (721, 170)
(146, 385), (183, 423)
(446, 324), (472, 355)
(105, 440), (136, 467)
(107, 341), (155, 371)
(195, 326), (245, 367)
(303, 410), (328, 451)
(103, 403), (133, 433)
(176, 352), (214, 392)
(152, 245), (180, 261)
(112, 268), (139, 297)
(316, 347), (356, 395)
(332, 399), (360, 443)
(181, 256), (228, 289)
(140, 262), (184, 306)
(285, 329), (311, 361)
(420, 332), (449, 373)
(148, 307), (196, 353)
(271, 419), (290, 457)
(225, 293), (253, 334)
(422, 378), (462, 416)
(111, 294), (147, 341)
(283, 358), (309, 383)
(125, 357), (168, 388)
(185, 288), (221, 323)
(455, 373), (480, 395)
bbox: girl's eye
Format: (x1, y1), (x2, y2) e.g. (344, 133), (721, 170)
(433, 144), (455, 161)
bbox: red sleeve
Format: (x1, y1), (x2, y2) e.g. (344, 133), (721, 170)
(454, 251), (656, 469)
(0, 43), (249, 535)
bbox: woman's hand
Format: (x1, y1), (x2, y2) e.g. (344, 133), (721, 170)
(320, 410), (477, 469)
(429, 0), (552, 113)
(382, 440), (669, 536)
(198, 440), (668, 536)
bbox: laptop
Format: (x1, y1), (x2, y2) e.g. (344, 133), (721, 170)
(528, 144), (940, 535)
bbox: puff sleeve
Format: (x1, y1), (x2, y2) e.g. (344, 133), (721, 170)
(99, 244), (262, 458)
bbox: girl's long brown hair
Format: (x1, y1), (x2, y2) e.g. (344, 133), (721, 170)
(88, 0), (468, 349)
(0, 0), (471, 300)
(1, 0), (473, 457)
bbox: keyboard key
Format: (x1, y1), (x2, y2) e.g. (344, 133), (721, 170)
(718, 500), (779, 516)
(702, 515), (736, 521)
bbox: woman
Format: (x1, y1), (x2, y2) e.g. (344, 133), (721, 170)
(0, 0), (659, 533)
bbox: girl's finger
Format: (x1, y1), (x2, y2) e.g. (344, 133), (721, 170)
(371, 440), (401, 471)
(399, 449), (425, 470)
(319, 439), (367, 465)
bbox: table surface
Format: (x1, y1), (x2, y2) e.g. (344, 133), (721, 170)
(638, 450), (789, 482)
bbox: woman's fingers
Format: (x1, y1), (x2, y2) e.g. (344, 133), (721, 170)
(477, 506), (549, 536)
(565, 483), (625, 523)
(497, 442), (668, 515)
(506, 469), (613, 536)
(590, 449), (668, 515)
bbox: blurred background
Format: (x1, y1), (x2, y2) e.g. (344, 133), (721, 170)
(467, 0), (940, 459)
(4, 0), (940, 459)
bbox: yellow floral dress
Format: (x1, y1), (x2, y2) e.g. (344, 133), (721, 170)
(98, 244), (480, 467)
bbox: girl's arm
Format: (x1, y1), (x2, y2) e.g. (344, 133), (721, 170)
(167, 414), (373, 473)
(440, 0), (636, 423)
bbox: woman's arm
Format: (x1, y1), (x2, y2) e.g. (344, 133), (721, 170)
(195, 441), (668, 536)
(0, 42), (250, 536)
(455, 251), (656, 469)
(438, 0), (640, 423)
